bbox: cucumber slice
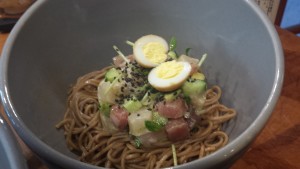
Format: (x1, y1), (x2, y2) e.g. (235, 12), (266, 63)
(99, 102), (111, 117)
(105, 68), (120, 82)
(164, 89), (181, 101)
(145, 121), (162, 132)
(152, 112), (168, 126)
(123, 99), (142, 113)
(182, 79), (206, 96)
(145, 112), (168, 132)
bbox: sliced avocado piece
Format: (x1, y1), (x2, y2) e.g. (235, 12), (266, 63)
(182, 79), (206, 96)
(123, 98), (142, 113)
(105, 68), (120, 82)
(164, 89), (181, 101)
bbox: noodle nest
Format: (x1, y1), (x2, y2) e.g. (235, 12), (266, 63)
(56, 67), (236, 169)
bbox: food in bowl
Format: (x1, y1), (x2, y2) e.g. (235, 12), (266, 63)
(56, 34), (236, 169)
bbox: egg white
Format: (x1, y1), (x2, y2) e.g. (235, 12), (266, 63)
(133, 34), (168, 68)
(148, 61), (192, 92)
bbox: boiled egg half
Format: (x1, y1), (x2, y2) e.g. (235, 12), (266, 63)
(133, 34), (168, 68)
(148, 60), (192, 92)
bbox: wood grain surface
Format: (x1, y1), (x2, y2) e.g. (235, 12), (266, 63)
(0, 27), (299, 169)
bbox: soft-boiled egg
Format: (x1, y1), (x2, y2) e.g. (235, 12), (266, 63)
(133, 35), (168, 68)
(148, 60), (192, 92)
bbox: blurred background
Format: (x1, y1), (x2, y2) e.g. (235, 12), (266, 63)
(279, 0), (300, 36)
(0, 0), (299, 35)
(255, 0), (300, 36)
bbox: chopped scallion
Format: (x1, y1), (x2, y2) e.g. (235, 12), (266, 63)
(113, 45), (129, 63)
(145, 120), (163, 132)
(134, 137), (142, 148)
(198, 53), (207, 68)
(185, 47), (192, 56)
(126, 40), (135, 47)
(99, 103), (111, 117)
(169, 37), (177, 51)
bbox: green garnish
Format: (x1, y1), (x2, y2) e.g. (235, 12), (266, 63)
(123, 98), (142, 113)
(99, 102), (111, 117)
(152, 112), (168, 126)
(183, 95), (191, 105)
(169, 37), (177, 51)
(134, 137), (142, 148)
(185, 47), (192, 56)
(105, 68), (120, 83)
(145, 120), (162, 132)
(164, 89), (181, 101)
(182, 79), (206, 96)
(167, 51), (177, 59)
(145, 112), (168, 132)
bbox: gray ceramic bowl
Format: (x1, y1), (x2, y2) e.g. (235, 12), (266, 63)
(0, 0), (283, 169)
(0, 115), (28, 169)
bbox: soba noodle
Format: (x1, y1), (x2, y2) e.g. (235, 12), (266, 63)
(56, 67), (236, 169)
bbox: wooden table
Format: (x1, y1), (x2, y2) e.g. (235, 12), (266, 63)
(1, 27), (300, 169)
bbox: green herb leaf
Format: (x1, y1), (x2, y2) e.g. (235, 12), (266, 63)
(145, 120), (163, 132)
(169, 37), (177, 51)
(134, 137), (142, 148)
(183, 95), (191, 105)
(185, 48), (192, 56)
(153, 112), (168, 126)
(99, 102), (111, 117)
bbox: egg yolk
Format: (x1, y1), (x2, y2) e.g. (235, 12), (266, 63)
(156, 61), (183, 79)
(142, 42), (167, 64)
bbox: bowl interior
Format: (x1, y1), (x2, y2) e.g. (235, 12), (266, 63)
(2, 0), (281, 168)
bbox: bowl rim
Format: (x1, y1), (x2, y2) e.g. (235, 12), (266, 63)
(0, 114), (28, 169)
(0, 0), (284, 168)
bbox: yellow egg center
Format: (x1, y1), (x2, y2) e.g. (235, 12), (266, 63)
(156, 61), (183, 79)
(142, 42), (167, 64)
